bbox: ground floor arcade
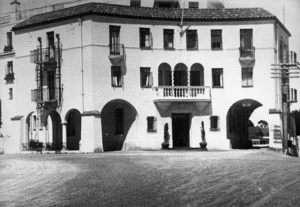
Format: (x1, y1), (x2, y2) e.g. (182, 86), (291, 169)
(0, 98), (291, 154)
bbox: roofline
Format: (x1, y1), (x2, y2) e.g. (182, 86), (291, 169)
(11, 3), (291, 36)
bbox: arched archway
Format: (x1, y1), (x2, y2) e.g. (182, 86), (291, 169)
(43, 110), (62, 151)
(190, 63), (204, 86)
(174, 63), (188, 86)
(158, 63), (172, 86)
(25, 112), (35, 148)
(65, 109), (81, 150)
(227, 99), (262, 149)
(101, 99), (137, 151)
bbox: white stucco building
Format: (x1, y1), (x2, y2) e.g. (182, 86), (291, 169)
(0, 0), (298, 153)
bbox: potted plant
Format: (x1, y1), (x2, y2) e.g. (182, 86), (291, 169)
(161, 123), (170, 149)
(200, 121), (207, 150)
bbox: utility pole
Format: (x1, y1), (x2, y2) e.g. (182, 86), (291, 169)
(271, 55), (300, 153)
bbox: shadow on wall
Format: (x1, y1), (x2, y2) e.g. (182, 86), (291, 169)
(101, 99), (137, 151)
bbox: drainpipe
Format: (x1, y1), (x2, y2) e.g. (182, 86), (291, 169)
(56, 34), (61, 105)
(79, 17), (84, 112)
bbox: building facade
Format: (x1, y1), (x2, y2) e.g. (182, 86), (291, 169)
(0, 0), (298, 153)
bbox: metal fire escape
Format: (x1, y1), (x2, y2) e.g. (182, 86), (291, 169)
(30, 35), (62, 116)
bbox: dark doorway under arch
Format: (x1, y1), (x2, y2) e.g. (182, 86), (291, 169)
(227, 99), (262, 149)
(101, 99), (137, 152)
(43, 110), (63, 151)
(66, 109), (81, 150)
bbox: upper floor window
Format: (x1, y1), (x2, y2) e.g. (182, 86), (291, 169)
(163, 29), (174, 49)
(147, 116), (157, 132)
(210, 116), (220, 131)
(240, 29), (253, 48)
(158, 63), (172, 86)
(9, 88), (13, 100)
(5, 61), (14, 83)
(242, 67), (253, 87)
(212, 68), (223, 88)
(186, 30), (198, 50)
(189, 1), (199, 8)
(154, 0), (180, 8)
(115, 108), (124, 135)
(4, 32), (13, 52)
(109, 25), (121, 55)
(130, 0), (141, 7)
(140, 67), (153, 88)
(111, 66), (123, 87)
(211, 30), (222, 50)
(140, 28), (152, 49)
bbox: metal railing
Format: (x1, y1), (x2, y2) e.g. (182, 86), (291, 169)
(30, 43), (62, 64)
(239, 46), (255, 58)
(109, 44), (124, 56)
(154, 86), (211, 100)
(31, 88), (57, 102)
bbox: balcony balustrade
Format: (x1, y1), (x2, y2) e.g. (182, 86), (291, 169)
(31, 88), (56, 103)
(109, 44), (125, 64)
(30, 43), (62, 64)
(239, 46), (255, 59)
(154, 86), (211, 101)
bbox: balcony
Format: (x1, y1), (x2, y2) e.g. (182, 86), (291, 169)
(3, 45), (13, 53)
(154, 86), (211, 100)
(239, 46), (255, 58)
(109, 44), (124, 65)
(31, 88), (57, 103)
(239, 46), (255, 67)
(153, 86), (211, 116)
(4, 72), (14, 83)
(30, 43), (62, 65)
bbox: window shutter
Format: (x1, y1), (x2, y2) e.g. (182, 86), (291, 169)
(149, 72), (153, 86)
(5, 63), (8, 75)
(150, 32), (153, 48)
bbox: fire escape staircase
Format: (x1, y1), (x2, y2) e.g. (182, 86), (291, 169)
(30, 41), (62, 111)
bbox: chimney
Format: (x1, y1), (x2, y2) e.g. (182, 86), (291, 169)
(207, 0), (224, 9)
(11, 0), (21, 21)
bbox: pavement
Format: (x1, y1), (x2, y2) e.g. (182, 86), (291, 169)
(0, 149), (300, 207)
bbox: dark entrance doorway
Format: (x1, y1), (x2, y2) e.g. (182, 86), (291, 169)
(172, 113), (190, 147)
(101, 99), (137, 152)
(227, 99), (262, 149)
(66, 109), (81, 150)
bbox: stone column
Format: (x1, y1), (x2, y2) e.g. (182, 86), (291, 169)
(81, 111), (103, 153)
(62, 122), (67, 150)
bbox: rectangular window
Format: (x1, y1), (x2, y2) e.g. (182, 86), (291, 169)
(212, 68), (223, 87)
(189, 2), (199, 8)
(240, 29), (253, 48)
(130, 0), (141, 7)
(111, 66), (123, 87)
(9, 88), (13, 100)
(140, 28), (151, 48)
(242, 67), (253, 87)
(147, 116), (157, 132)
(163, 29), (174, 49)
(140, 67), (153, 88)
(186, 30), (198, 50)
(7, 32), (12, 47)
(109, 25), (121, 55)
(211, 30), (222, 50)
(115, 108), (124, 135)
(6, 61), (13, 74)
(210, 116), (219, 131)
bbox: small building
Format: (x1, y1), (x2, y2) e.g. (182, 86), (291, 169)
(0, 1), (298, 153)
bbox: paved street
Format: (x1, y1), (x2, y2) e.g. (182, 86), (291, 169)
(0, 149), (300, 207)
